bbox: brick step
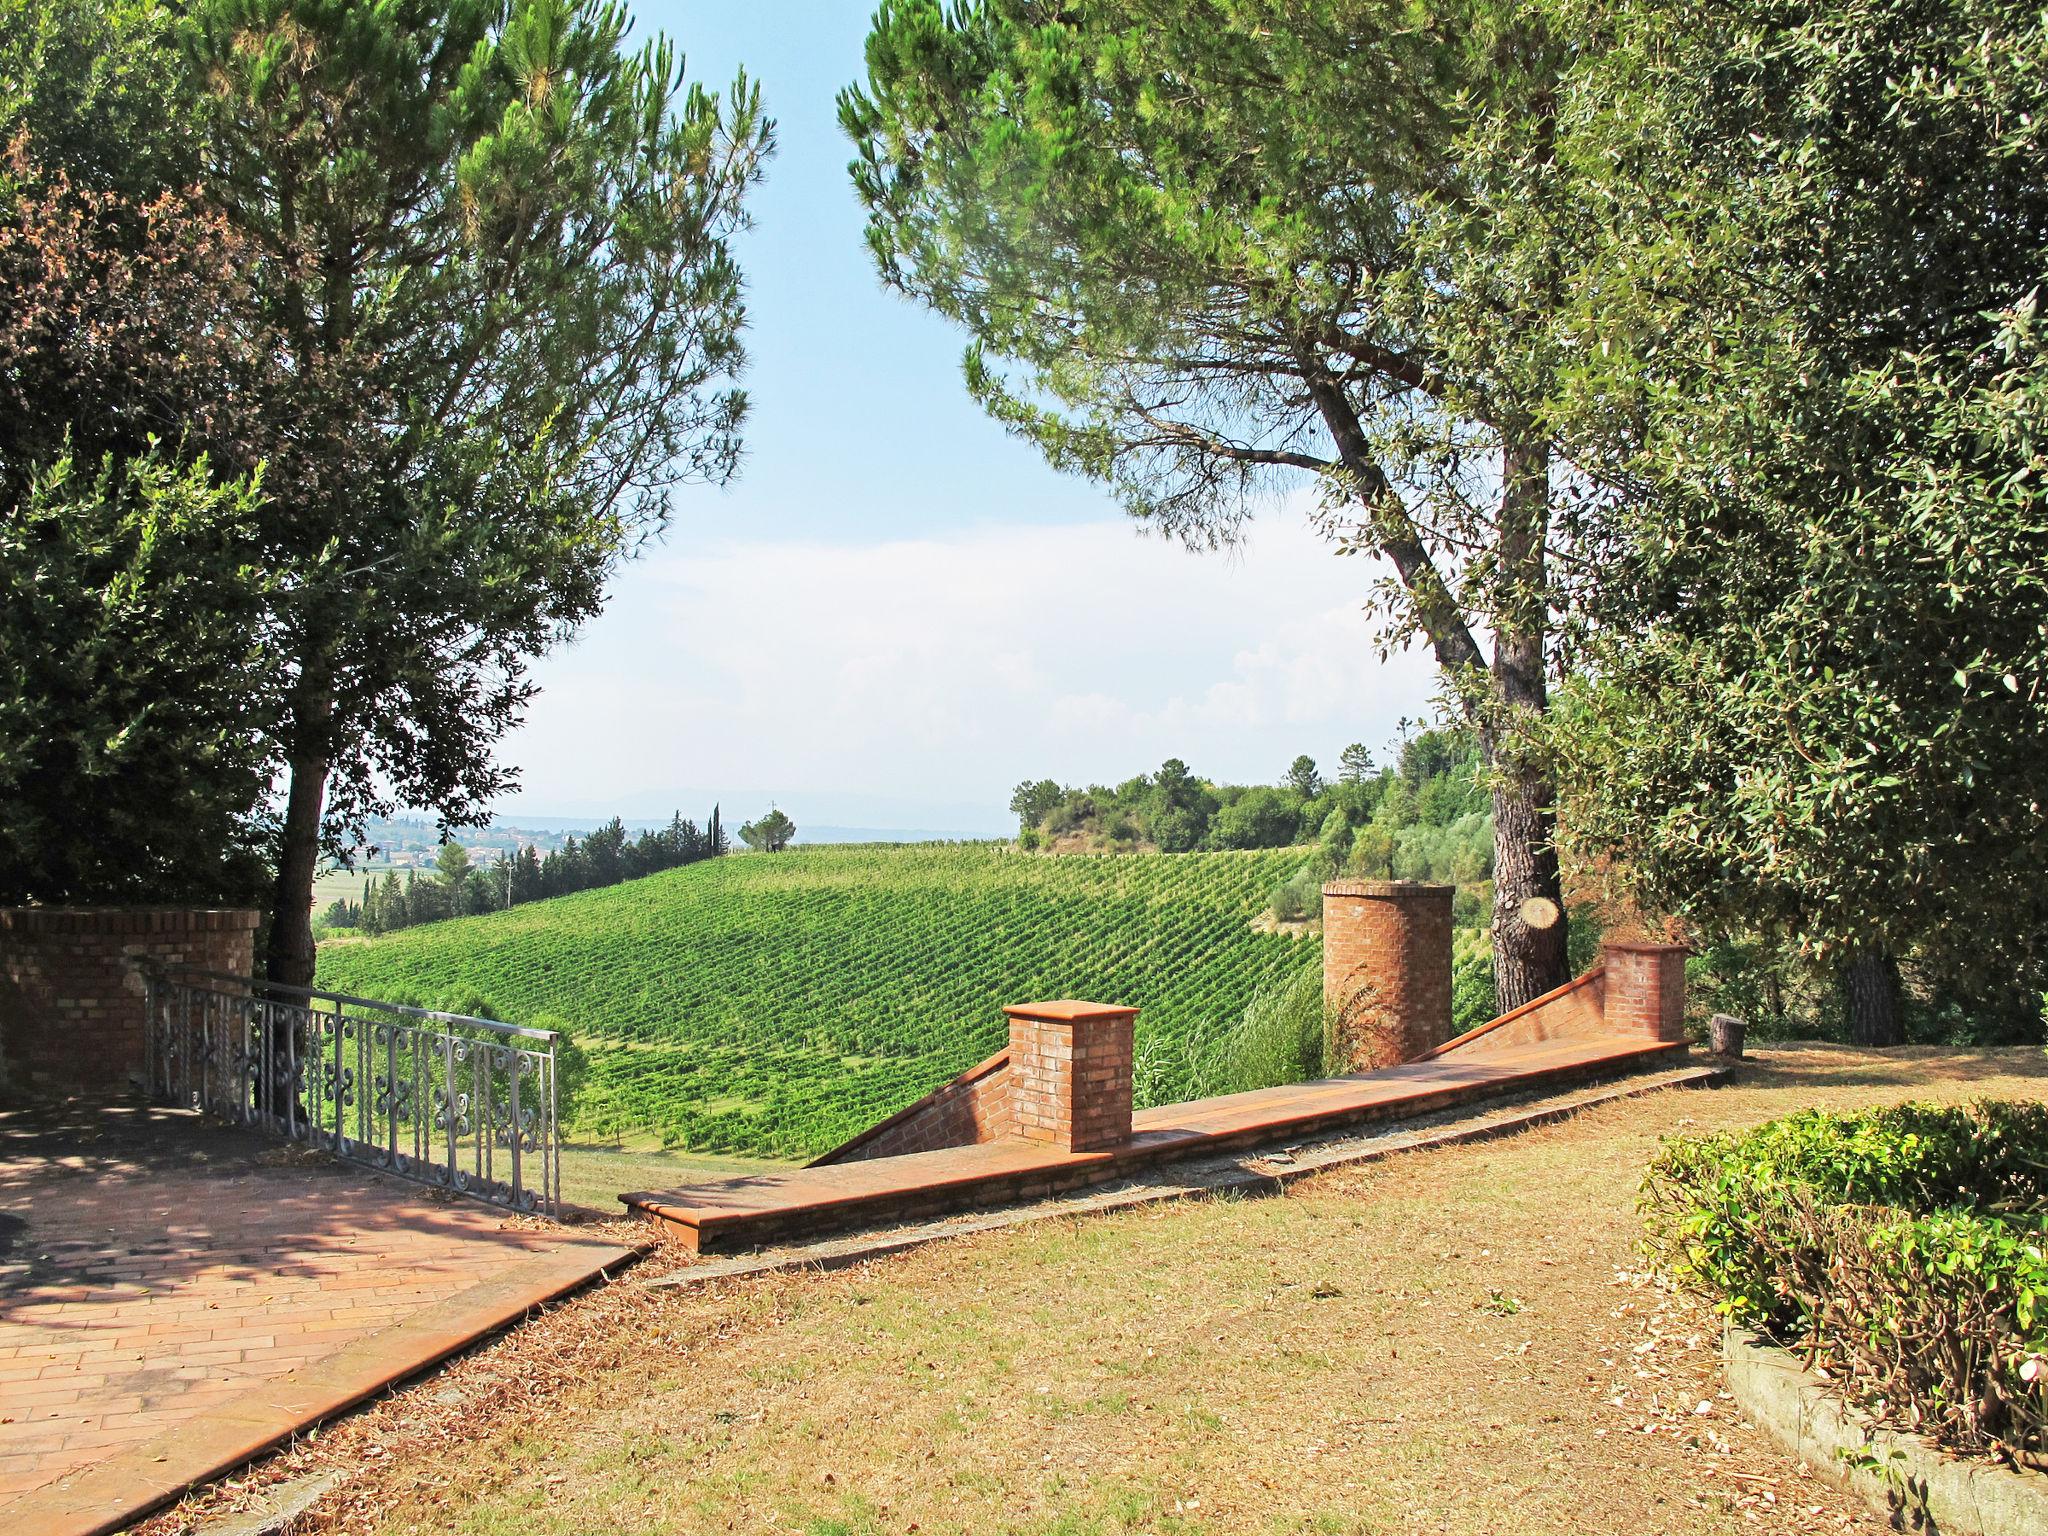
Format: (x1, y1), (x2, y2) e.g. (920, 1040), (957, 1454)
(622, 1035), (1686, 1254)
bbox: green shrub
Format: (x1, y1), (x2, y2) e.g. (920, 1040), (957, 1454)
(1268, 881), (1306, 923)
(1184, 962), (1325, 1099)
(1452, 945), (1497, 1035)
(1644, 1101), (2048, 1461)
(1264, 864), (1323, 924)
(1842, 1208), (2046, 1459)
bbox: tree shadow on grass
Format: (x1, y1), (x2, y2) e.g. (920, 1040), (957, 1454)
(1726, 1042), (2048, 1095)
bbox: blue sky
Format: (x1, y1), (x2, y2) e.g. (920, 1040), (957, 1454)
(494, 1), (1436, 834)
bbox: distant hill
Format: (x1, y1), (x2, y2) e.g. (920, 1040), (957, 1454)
(313, 843), (1314, 1159)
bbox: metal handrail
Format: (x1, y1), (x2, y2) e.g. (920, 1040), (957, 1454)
(160, 965), (560, 1043)
(141, 963), (563, 1218)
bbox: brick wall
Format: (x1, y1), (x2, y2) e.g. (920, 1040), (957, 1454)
(1423, 968), (1608, 1059)
(811, 1049), (1014, 1165)
(1600, 942), (1689, 1042)
(1004, 1001), (1136, 1153)
(1321, 881), (1455, 1070)
(0, 908), (260, 1099)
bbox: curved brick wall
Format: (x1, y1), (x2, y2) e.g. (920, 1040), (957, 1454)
(1599, 941), (1690, 1042)
(1322, 881), (1455, 1070)
(0, 907), (260, 1098)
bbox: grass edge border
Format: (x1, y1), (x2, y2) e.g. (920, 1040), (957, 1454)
(1720, 1325), (2048, 1536)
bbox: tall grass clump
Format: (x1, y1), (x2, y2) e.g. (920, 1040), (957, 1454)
(1142, 962), (1326, 1105)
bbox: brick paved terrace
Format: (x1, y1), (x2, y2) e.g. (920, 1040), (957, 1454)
(0, 1101), (636, 1536)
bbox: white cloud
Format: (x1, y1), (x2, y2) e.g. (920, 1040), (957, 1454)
(495, 508), (1441, 828)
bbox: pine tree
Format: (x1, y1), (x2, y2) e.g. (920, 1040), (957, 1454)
(180, 0), (773, 984)
(512, 844), (543, 904)
(845, 0), (1575, 1008)
(377, 869), (403, 933)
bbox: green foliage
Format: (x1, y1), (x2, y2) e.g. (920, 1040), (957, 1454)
(0, 450), (275, 903)
(739, 808), (797, 853)
(1515, 0), (2048, 1031)
(0, 2), (289, 904)
(1286, 755), (1324, 800)
(0, 0), (199, 191)
(1645, 1104), (2048, 1295)
(1208, 787), (1301, 852)
(1842, 1209), (2048, 1459)
(172, 0), (772, 976)
(360, 810), (723, 935)
(1184, 962), (1327, 1101)
(0, 0), (775, 960)
(1452, 938), (1498, 1037)
(1008, 778), (1062, 834)
(1643, 1101), (2048, 1458)
(843, 1), (1579, 1008)
(316, 843), (1310, 1158)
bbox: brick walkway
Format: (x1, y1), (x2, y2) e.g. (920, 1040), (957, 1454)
(627, 1033), (1685, 1252)
(0, 1102), (635, 1533)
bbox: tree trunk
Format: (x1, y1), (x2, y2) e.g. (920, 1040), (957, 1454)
(1488, 744), (1570, 1011)
(1487, 433), (1571, 1014)
(1840, 945), (1903, 1047)
(1296, 351), (1569, 1011)
(265, 689), (333, 989)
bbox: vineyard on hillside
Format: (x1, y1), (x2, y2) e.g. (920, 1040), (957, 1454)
(314, 844), (1316, 1159)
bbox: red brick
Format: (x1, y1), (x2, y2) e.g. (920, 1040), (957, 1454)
(0, 906), (258, 1097)
(1600, 942), (1689, 1042)
(1322, 881), (1454, 1069)
(1003, 1002), (1135, 1153)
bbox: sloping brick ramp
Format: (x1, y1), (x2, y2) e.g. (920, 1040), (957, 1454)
(641, 1058), (1724, 1291)
(626, 1034), (1684, 1252)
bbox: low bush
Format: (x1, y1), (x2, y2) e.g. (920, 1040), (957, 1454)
(1215, 961), (1326, 1095)
(1451, 941), (1497, 1036)
(1644, 1101), (2048, 1464)
(1158, 961), (1326, 1103)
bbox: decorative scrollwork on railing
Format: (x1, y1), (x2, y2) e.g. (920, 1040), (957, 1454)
(141, 967), (560, 1218)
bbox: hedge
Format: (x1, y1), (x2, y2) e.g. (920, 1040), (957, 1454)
(1643, 1101), (2048, 1465)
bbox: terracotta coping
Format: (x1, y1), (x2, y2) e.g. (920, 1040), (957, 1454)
(1001, 1001), (1139, 1022)
(1418, 965), (1607, 1061)
(1320, 880), (1455, 898)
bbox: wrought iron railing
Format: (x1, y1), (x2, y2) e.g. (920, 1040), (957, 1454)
(142, 966), (561, 1218)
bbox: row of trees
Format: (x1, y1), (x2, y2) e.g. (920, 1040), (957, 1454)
(0, 0), (771, 983)
(324, 809), (733, 934)
(1010, 726), (1484, 857)
(846, 0), (2048, 1043)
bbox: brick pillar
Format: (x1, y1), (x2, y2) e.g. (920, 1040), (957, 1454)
(0, 908), (261, 1098)
(1002, 1000), (1136, 1153)
(1601, 941), (1689, 1042)
(1322, 880), (1455, 1070)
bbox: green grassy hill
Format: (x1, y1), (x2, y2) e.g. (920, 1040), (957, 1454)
(314, 843), (1316, 1159)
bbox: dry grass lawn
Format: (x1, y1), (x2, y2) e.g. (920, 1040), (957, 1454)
(141, 1044), (2048, 1536)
